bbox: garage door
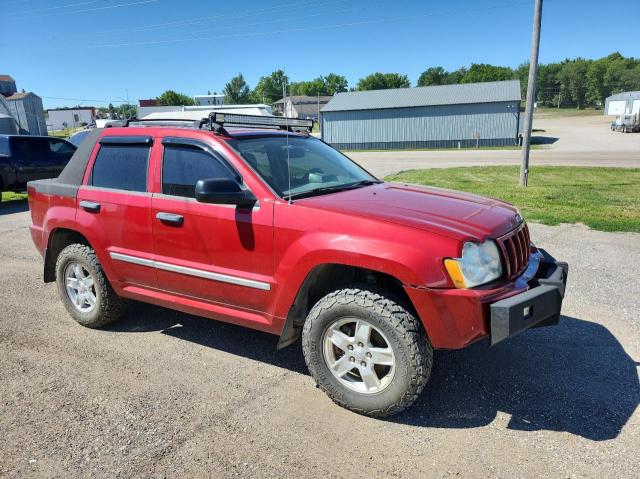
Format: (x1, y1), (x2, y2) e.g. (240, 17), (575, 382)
(632, 100), (640, 115)
(607, 100), (626, 115)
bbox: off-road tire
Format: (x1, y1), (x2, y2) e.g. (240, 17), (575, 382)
(302, 285), (433, 417)
(55, 244), (127, 328)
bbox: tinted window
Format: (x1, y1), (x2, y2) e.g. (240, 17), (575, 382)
(91, 144), (149, 192)
(47, 139), (76, 156)
(162, 145), (235, 198)
(0, 137), (8, 156)
(10, 137), (49, 160)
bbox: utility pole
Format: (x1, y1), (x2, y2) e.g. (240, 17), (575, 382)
(519, 0), (543, 187)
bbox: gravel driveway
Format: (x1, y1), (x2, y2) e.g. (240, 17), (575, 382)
(1, 200), (638, 478)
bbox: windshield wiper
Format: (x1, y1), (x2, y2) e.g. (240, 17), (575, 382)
(285, 179), (382, 201)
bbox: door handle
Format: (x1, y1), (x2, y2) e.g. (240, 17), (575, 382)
(156, 212), (184, 226)
(79, 200), (101, 213)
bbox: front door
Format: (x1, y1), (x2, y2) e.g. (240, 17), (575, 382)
(151, 137), (274, 314)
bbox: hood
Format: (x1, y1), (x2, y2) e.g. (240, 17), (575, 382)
(296, 182), (522, 240)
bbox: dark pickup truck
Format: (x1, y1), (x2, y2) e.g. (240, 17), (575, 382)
(0, 135), (76, 198)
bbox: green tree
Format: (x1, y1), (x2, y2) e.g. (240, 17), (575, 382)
(289, 73), (348, 96)
(356, 72), (410, 91)
(536, 62), (562, 106)
(156, 90), (194, 106)
(557, 59), (590, 109)
(223, 73), (251, 104)
(417, 67), (448, 86)
(586, 59), (608, 106)
(253, 69), (289, 104)
(323, 73), (348, 93)
(460, 63), (515, 83)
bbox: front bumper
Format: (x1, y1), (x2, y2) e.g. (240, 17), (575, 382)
(490, 249), (568, 345)
(404, 248), (568, 350)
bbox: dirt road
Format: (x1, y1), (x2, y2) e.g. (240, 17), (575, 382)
(1, 201), (639, 478)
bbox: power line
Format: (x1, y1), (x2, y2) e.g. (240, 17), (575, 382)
(40, 96), (130, 104)
(79, 0), (349, 38)
(7, 1), (98, 16)
(30, 0), (536, 52)
(11, 0), (158, 20)
(2, 0), (353, 48)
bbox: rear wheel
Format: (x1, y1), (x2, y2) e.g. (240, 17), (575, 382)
(55, 244), (127, 328)
(302, 286), (432, 417)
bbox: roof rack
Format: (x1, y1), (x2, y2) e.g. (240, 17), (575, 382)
(209, 112), (314, 134)
(125, 117), (208, 129)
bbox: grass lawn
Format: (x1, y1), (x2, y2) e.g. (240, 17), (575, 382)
(48, 127), (84, 139)
(1, 192), (28, 201)
(385, 166), (640, 233)
(533, 107), (603, 117)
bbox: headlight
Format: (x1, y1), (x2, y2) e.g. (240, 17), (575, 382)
(444, 240), (503, 288)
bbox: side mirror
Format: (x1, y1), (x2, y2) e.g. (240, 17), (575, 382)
(195, 178), (257, 208)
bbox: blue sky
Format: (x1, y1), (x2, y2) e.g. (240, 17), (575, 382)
(2, 0), (639, 109)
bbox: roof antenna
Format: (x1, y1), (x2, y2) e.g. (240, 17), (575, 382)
(284, 77), (292, 205)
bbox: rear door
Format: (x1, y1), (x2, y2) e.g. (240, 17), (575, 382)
(76, 135), (157, 289)
(150, 136), (275, 314)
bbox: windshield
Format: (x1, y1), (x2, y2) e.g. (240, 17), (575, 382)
(226, 135), (377, 199)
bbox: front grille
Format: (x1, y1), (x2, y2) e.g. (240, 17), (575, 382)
(496, 222), (530, 280)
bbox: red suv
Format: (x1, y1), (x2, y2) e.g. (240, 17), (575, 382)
(27, 114), (567, 417)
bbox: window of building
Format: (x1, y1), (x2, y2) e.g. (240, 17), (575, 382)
(91, 144), (149, 192)
(162, 145), (236, 198)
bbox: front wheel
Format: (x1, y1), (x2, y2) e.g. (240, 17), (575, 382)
(302, 286), (432, 417)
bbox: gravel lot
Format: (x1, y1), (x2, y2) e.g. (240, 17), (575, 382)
(1, 200), (638, 478)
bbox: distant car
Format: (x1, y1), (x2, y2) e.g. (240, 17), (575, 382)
(68, 129), (92, 147)
(0, 135), (76, 199)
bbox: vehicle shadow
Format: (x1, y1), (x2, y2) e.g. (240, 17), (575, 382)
(109, 307), (639, 441)
(531, 135), (559, 145)
(0, 198), (29, 215)
(394, 316), (639, 441)
(109, 302), (308, 374)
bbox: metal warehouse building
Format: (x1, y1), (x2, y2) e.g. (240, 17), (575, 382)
(320, 80), (521, 150)
(604, 91), (640, 116)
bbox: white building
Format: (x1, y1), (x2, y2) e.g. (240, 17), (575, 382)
(193, 94), (225, 106)
(47, 107), (96, 130)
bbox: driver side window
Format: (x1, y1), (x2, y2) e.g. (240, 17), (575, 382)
(162, 144), (236, 198)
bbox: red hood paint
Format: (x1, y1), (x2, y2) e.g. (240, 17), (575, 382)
(296, 182), (521, 240)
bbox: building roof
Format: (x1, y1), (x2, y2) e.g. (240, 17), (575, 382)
(0, 75), (15, 82)
(5, 92), (36, 100)
(47, 106), (95, 111)
(274, 95), (333, 105)
(605, 91), (640, 101)
(321, 80), (522, 112)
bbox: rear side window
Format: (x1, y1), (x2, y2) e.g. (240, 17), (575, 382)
(0, 137), (8, 156)
(47, 139), (75, 156)
(91, 144), (149, 192)
(10, 137), (49, 160)
(162, 145), (235, 198)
